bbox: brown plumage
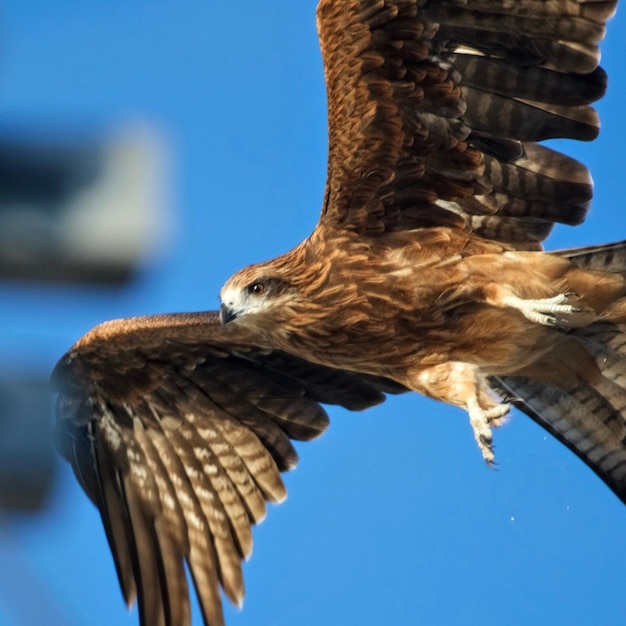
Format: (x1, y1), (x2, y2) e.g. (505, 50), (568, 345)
(53, 1), (626, 625)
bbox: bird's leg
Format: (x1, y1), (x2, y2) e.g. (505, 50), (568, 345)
(480, 284), (592, 328)
(466, 394), (510, 465)
(411, 362), (510, 465)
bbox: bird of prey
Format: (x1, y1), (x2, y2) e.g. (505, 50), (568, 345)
(53, 1), (626, 625)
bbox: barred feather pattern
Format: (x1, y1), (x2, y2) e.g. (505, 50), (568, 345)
(317, 0), (616, 247)
(53, 312), (404, 626)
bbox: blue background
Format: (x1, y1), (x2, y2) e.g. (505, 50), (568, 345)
(1, 2), (625, 625)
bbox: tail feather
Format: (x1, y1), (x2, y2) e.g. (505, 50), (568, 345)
(579, 322), (626, 356)
(579, 325), (626, 390)
(555, 239), (626, 272)
(492, 242), (626, 503)
(492, 366), (626, 504)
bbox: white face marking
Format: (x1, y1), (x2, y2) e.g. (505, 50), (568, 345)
(219, 275), (274, 322)
(219, 283), (242, 311)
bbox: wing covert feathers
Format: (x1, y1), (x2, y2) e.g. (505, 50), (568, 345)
(317, 0), (616, 248)
(52, 312), (403, 626)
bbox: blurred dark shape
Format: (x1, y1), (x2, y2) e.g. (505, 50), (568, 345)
(0, 125), (171, 285)
(0, 379), (54, 511)
(0, 136), (100, 203)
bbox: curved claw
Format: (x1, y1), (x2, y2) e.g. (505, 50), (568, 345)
(467, 398), (510, 465)
(501, 293), (594, 328)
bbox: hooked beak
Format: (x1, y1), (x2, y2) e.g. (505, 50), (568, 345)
(219, 303), (238, 325)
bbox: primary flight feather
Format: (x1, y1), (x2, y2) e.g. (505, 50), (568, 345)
(53, 1), (626, 625)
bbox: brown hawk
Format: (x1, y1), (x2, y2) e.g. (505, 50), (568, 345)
(53, 1), (626, 625)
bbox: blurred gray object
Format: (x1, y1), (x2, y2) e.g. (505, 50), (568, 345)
(0, 378), (54, 511)
(0, 124), (171, 284)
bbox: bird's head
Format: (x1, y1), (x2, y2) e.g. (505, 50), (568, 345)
(219, 263), (297, 328)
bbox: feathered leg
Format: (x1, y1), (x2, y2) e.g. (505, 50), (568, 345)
(487, 242), (626, 502)
(410, 362), (510, 464)
(455, 243), (626, 329)
(482, 286), (593, 328)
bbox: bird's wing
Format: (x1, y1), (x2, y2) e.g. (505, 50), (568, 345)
(316, 0), (616, 249)
(52, 311), (405, 626)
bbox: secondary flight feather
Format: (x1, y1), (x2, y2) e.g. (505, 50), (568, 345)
(53, 1), (626, 625)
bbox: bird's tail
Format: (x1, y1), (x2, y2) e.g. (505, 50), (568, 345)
(492, 240), (626, 503)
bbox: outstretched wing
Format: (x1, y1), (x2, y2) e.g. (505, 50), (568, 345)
(52, 311), (405, 626)
(317, 0), (616, 248)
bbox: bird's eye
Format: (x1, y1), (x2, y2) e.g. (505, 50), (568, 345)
(248, 282), (265, 296)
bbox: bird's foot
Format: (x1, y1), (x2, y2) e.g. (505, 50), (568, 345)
(467, 398), (510, 465)
(500, 293), (590, 328)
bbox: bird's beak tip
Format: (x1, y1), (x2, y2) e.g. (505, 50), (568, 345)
(220, 304), (238, 325)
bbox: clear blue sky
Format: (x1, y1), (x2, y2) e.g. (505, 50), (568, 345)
(1, 2), (626, 625)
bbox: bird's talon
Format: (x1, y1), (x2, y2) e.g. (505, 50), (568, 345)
(501, 293), (593, 328)
(467, 399), (509, 464)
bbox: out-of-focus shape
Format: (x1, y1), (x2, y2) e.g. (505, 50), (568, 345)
(0, 123), (171, 285)
(0, 378), (54, 511)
